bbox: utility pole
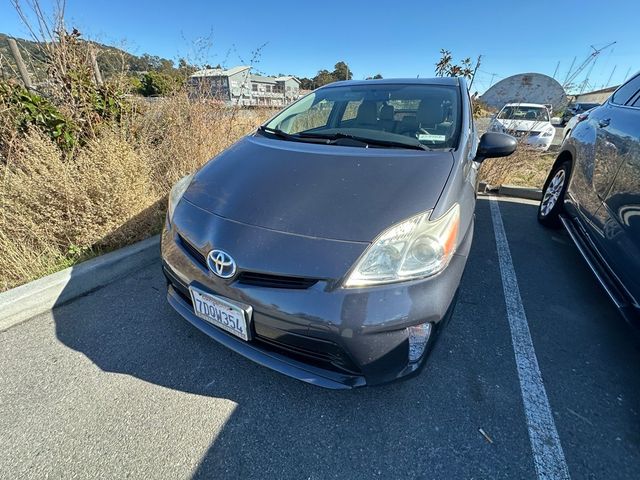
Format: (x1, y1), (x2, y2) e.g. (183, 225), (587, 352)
(7, 37), (32, 90)
(468, 55), (482, 90)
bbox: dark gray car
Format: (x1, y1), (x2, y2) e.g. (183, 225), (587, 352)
(538, 72), (640, 326)
(161, 77), (516, 388)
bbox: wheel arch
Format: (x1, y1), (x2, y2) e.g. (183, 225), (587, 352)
(543, 148), (575, 200)
(552, 149), (574, 171)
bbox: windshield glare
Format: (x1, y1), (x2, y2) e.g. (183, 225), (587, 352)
(265, 84), (461, 149)
(498, 106), (550, 122)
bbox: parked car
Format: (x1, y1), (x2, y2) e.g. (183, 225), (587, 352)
(561, 102), (601, 125)
(488, 103), (557, 151)
(538, 72), (640, 326)
(562, 107), (597, 141)
(161, 78), (516, 388)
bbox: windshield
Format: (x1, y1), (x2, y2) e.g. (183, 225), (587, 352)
(497, 106), (550, 122)
(264, 83), (461, 149)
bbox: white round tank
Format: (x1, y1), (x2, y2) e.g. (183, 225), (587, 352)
(480, 73), (567, 111)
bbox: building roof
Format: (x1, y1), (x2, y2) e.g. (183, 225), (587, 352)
(190, 67), (300, 85)
(250, 75), (278, 84)
(190, 66), (250, 78)
(275, 76), (301, 84)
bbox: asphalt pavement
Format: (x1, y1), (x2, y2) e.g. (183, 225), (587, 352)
(1, 196), (639, 479)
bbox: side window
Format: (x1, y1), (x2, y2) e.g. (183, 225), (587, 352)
(632, 92), (640, 108)
(611, 74), (640, 106)
(289, 99), (334, 132)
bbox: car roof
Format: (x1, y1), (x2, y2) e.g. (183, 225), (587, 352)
(321, 77), (460, 89)
(503, 103), (548, 108)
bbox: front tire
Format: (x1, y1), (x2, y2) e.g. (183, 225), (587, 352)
(538, 160), (571, 228)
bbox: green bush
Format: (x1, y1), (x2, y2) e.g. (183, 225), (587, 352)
(0, 81), (76, 150)
(138, 71), (182, 97)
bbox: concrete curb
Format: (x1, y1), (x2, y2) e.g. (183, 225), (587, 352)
(478, 182), (543, 201)
(498, 185), (543, 201)
(0, 235), (160, 332)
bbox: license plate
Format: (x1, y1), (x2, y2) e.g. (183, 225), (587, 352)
(189, 286), (251, 341)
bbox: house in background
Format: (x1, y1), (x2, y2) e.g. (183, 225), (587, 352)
(188, 66), (301, 106)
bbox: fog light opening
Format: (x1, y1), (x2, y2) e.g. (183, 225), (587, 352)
(408, 322), (433, 363)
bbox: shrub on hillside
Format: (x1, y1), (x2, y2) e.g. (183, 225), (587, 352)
(138, 71), (183, 97)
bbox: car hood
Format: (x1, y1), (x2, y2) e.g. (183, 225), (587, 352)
(183, 135), (454, 242)
(496, 119), (551, 132)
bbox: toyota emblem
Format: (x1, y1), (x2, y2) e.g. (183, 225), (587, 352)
(207, 249), (237, 279)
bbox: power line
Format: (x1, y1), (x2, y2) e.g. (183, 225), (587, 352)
(563, 41), (616, 91)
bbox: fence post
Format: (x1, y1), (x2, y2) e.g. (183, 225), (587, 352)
(7, 37), (33, 89)
(90, 49), (103, 86)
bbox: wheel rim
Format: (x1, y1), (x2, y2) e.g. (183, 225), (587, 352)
(540, 169), (566, 217)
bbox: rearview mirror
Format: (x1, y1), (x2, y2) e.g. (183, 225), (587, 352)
(551, 116), (561, 126)
(474, 132), (517, 163)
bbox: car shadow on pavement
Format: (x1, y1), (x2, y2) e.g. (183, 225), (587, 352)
(49, 197), (640, 479)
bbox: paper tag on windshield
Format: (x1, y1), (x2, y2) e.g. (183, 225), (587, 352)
(418, 133), (446, 142)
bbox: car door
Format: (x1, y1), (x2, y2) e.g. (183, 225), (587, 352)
(592, 74), (640, 305)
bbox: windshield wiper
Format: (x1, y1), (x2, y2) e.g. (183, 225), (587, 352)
(257, 126), (337, 146)
(257, 125), (298, 141)
(259, 126), (431, 151)
(298, 132), (430, 151)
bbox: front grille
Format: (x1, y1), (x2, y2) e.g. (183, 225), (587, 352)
(253, 333), (361, 375)
(237, 272), (318, 289)
(178, 234), (318, 289)
(178, 234), (207, 268)
(507, 129), (540, 138)
(164, 262), (359, 376)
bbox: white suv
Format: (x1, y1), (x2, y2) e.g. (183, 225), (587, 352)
(488, 103), (556, 151)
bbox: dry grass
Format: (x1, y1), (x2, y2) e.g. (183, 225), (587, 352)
(0, 95), (273, 291)
(0, 0), (279, 291)
(479, 147), (555, 189)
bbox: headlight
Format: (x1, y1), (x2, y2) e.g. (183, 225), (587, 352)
(343, 204), (460, 287)
(541, 127), (555, 137)
(167, 173), (194, 222)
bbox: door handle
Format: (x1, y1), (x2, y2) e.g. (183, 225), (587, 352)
(598, 118), (611, 128)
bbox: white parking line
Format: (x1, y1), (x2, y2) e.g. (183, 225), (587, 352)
(489, 198), (571, 480)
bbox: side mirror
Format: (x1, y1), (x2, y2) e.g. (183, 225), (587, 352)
(474, 132), (517, 163)
(551, 116), (561, 126)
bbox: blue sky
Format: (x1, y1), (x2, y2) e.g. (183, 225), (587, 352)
(1, 0), (638, 93)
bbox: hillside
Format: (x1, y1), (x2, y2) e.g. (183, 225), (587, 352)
(0, 32), (176, 82)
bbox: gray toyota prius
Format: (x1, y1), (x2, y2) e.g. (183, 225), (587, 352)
(161, 77), (516, 388)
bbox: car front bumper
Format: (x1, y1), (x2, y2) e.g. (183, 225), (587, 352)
(161, 215), (473, 388)
(524, 134), (554, 151)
